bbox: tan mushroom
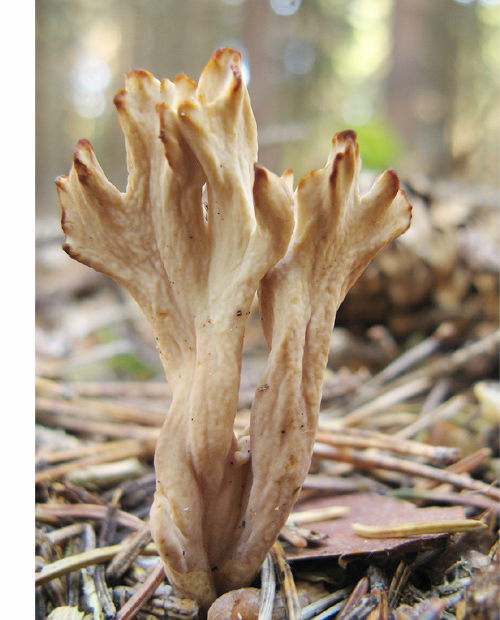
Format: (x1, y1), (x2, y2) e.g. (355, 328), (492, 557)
(57, 48), (411, 610)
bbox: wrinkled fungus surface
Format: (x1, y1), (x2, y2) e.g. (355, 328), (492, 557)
(57, 48), (412, 609)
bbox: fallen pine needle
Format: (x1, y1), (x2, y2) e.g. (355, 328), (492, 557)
(352, 519), (487, 539)
(335, 576), (369, 619)
(392, 487), (500, 513)
(315, 428), (458, 465)
(313, 444), (500, 500)
(35, 439), (156, 483)
(35, 503), (146, 531)
(270, 541), (301, 620)
(35, 542), (158, 585)
(115, 560), (166, 620)
(287, 505), (349, 525)
(258, 554), (276, 620)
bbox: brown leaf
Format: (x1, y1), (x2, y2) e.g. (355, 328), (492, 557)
(286, 493), (464, 562)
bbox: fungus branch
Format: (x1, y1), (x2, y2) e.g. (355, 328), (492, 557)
(217, 131), (412, 590)
(57, 49), (411, 610)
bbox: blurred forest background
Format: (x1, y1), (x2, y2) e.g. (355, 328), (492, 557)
(36, 0), (499, 223)
(34, 5), (500, 617)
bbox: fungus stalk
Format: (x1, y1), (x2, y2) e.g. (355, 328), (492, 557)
(57, 49), (411, 610)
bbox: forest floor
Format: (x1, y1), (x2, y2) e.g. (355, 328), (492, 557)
(35, 178), (499, 620)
